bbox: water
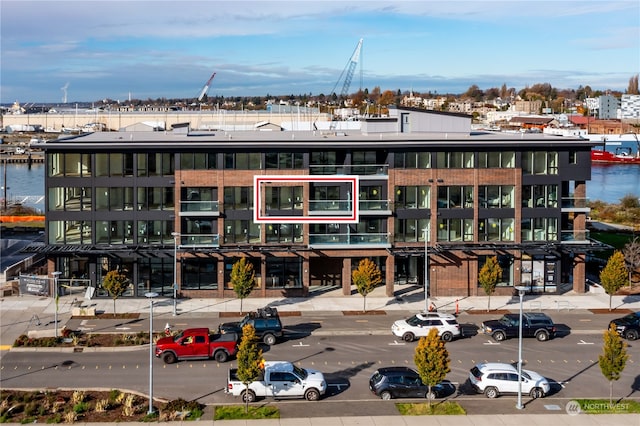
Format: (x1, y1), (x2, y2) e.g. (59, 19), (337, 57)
(1, 161), (639, 209)
(1, 163), (45, 213)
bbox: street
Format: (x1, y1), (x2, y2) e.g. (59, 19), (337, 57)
(1, 317), (638, 409)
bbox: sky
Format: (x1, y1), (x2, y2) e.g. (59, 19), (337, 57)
(1, 0), (639, 104)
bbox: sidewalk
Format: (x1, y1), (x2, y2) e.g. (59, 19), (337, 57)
(2, 285), (640, 347)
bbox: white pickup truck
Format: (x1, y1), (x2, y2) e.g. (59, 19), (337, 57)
(226, 361), (327, 402)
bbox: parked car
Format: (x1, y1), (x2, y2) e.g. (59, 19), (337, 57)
(481, 312), (556, 342)
(369, 366), (455, 400)
(609, 311), (640, 341)
(391, 312), (461, 342)
(154, 328), (238, 364)
(469, 362), (550, 399)
(226, 361), (326, 402)
(218, 306), (283, 345)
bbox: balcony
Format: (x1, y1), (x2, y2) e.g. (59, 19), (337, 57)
(359, 199), (392, 215)
(308, 199), (354, 215)
(178, 233), (220, 248)
(309, 164), (389, 178)
(309, 232), (390, 249)
(560, 229), (590, 243)
(561, 197), (590, 213)
(179, 200), (220, 216)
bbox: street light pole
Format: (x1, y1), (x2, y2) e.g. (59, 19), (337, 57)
(145, 292), (158, 415)
(52, 271), (62, 338)
(423, 227), (429, 313)
(171, 232), (179, 316)
(515, 286), (526, 410)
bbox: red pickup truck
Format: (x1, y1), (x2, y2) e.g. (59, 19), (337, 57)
(154, 328), (239, 364)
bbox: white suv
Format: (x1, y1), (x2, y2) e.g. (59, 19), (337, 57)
(469, 362), (550, 399)
(391, 312), (461, 342)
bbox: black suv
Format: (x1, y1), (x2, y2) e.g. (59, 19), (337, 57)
(609, 311), (640, 341)
(481, 312), (556, 342)
(368, 366), (454, 400)
(218, 307), (283, 345)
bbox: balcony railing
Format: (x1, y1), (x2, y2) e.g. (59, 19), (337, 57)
(309, 233), (390, 246)
(560, 230), (590, 243)
(178, 233), (220, 247)
(308, 200), (353, 213)
(359, 200), (391, 212)
(179, 200), (220, 215)
(307, 199), (391, 213)
(561, 197), (590, 209)
(308, 164), (389, 176)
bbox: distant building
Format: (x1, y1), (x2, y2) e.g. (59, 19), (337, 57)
(598, 95), (619, 120)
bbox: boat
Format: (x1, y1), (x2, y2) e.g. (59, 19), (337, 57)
(589, 133), (640, 164)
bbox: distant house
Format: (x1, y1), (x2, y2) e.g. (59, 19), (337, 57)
(508, 116), (556, 131)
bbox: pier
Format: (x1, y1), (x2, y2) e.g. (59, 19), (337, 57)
(0, 153), (45, 164)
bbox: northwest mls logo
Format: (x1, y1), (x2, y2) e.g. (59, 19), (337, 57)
(565, 400), (581, 415)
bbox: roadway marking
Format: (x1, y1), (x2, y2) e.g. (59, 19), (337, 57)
(292, 342), (309, 347)
(115, 327), (131, 330)
(578, 340), (594, 345)
(483, 340), (500, 345)
(389, 340), (406, 346)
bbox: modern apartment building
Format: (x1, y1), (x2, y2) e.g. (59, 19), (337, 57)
(29, 107), (602, 300)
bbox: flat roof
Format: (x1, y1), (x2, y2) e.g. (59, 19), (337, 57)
(35, 130), (596, 151)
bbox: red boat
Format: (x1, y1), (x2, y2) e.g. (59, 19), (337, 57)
(591, 134), (640, 164)
(591, 147), (640, 164)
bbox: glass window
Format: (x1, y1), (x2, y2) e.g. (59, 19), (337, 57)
(48, 220), (91, 244)
(182, 258), (217, 290)
(265, 186), (303, 210)
(437, 151), (474, 168)
(266, 257), (302, 289)
(266, 223), (302, 243)
(191, 152), (216, 169)
(265, 152), (304, 169)
(437, 186), (473, 209)
(478, 218), (514, 241)
(437, 219), (473, 242)
(224, 153), (261, 170)
(523, 151), (558, 175)
(479, 186), (514, 208)
(395, 186), (431, 209)
(223, 187), (253, 210)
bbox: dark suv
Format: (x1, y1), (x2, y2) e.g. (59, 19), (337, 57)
(481, 312), (556, 342)
(369, 366), (454, 400)
(218, 307), (283, 345)
(609, 312), (640, 341)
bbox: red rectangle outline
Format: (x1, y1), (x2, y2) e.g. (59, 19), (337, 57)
(254, 175), (359, 223)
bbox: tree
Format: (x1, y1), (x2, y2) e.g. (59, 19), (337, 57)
(622, 237), (640, 289)
(598, 324), (629, 405)
(352, 258), (383, 312)
(478, 256), (503, 312)
(102, 270), (130, 315)
(600, 251), (628, 311)
(627, 74), (639, 95)
(235, 324), (263, 413)
(230, 257), (256, 313)
(414, 328), (450, 408)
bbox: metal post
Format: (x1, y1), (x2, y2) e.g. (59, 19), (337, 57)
(171, 232), (179, 316)
(52, 271), (61, 338)
(424, 227), (429, 313)
(516, 286), (525, 410)
(145, 292), (158, 414)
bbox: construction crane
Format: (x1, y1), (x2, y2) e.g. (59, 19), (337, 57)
(327, 39), (363, 130)
(197, 72), (216, 102)
(337, 38), (363, 102)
